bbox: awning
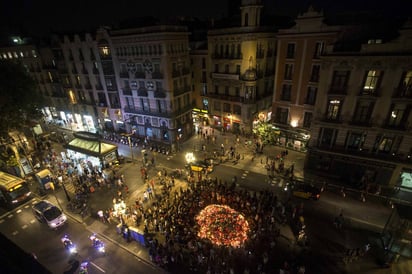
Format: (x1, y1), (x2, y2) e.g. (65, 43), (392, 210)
(65, 138), (117, 158)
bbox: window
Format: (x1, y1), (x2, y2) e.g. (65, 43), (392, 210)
(326, 99), (342, 121)
(330, 70), (350, 93)
(100, 46), (110, 56)
(225, 86), (229, 95)
(284, 64), (293, 80)
(387, 104), (408, 127)
(236, 65), (241, 74)
(313, 42), (324, 59)
(286, 43), (295, 59)
(202, 58), (206, 69)
(130, 81), (137, 88)
(225, 64), (229, 73)
(244, 13), (249, 26)
(275, 107), (288, 124)
(346, 132), (365, 150)
(155, 81), (162, 91)
(303, 112), (313, 128)
(362, 70), (382, 95)
(235, 87), (240, 97)
(214, 85), (219, 94)
(141, 98), (149, 111)
(214, 101), (221, 111)
(374, 136), (394, 153)
(281, 84), (291, 101)
(125, 97), (134, 108)
(319, 127), (336, 147)
(353, 101), (374, 124)
(310, 65), (320, 83)
(397, 71), (412, 97)
(233, 105), (241, 115)
(223, 103), (231, 113)
(214, 64), (219, 73)
(305, 87), (317, 105)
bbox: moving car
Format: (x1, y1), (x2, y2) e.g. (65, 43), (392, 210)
(186, 159), (214, 174)
(32, 200), (67, 229)
(292, 184), (321, 200)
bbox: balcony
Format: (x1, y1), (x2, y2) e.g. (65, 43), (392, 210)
(358, 87), (380, 97)
(393, 87), (412, 99)
(151, 71), (163, 79)
(123, 103), (193, 118)
(137, 88), (148, 97)
(122, 87), (132, 96)
(321, 115), (343, 123)
(211, 72), (240, 80)
(207, 93), (256, 104)
(154, 90), (167, 98)
(211, 53), (242, 60)
(383, 122), (408, 131)
(134, 71), (145, 79)
(174, 86), (191, 96)
(349, 119), (372, 127)
(120, 71), (129, 78)
(328, 86), (348, 95)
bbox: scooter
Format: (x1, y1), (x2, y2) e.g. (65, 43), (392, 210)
(79, 261), (89, 274)
(89, 233), (105, 254)
(61, 234), (77, 254)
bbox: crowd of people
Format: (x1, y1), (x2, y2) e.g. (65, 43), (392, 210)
(128, 176), (306, 273)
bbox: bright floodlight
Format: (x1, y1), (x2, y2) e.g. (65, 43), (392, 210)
(185, 152), (195, 163)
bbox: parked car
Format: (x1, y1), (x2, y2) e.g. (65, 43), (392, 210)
(32, 200), (67, 229)
(292, 184), (321, 200)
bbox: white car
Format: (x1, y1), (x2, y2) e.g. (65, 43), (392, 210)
(32, 200), (67, 229)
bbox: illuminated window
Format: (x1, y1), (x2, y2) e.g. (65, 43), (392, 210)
(326, 99), (341, 120)
(387, 104), (406, 127)
(362, 70), (382, 94)
(100, 46), (110, 56)
(286, 43), (295, 59)
(19, 51), (24, 57)
(7, 52), (12, 59)
(13, 52), (18, 58)
(397, 71), (412, 97)
(68, 89), (77, 104)
(2, 53), (7, 59)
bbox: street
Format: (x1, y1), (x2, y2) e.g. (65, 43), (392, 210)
(0, 130), (408, 273)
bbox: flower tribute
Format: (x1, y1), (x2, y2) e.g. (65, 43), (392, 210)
(196, 204), (249, 248)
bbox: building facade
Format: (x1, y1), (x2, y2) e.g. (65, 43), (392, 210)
(205, 0), (276, 133)
(272, 7), (342, 152)
(108, 25), (194, 148)
(306, 19), (412, 188)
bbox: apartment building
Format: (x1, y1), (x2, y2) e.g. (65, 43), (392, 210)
(306, 19), (412, 188)
(272, 6), (343, 151)
(205, 0), (276, 133)
(108, 25), (194, 147)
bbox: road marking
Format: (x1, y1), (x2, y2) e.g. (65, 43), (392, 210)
(12, 230), (18, 236)
(30, 219), (36, 224)
(22, 224), (28, 229)
(24, 205), (30, 209)
(7, 214), (13, 218)
(16, 209), (22, 214)
(90, 262), (106, 273)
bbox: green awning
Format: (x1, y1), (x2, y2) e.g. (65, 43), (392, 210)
(65, 138), (117, 157)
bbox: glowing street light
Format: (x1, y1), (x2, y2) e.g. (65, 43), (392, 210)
(185, 152), (195, 164)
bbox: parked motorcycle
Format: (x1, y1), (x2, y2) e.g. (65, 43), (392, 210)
(61, 234), (77, 254)
(89, 233), (105, 254)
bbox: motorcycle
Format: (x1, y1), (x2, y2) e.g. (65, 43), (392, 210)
(61, 234), (77, 254)
(79, 261), (89, 274)
(89, 233), (105, 253)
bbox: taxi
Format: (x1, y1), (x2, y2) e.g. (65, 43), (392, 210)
(292, 184), (321, 200)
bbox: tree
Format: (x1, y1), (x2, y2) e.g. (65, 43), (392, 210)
(252, 121), (280, 145)
(0, 60), (44, 137)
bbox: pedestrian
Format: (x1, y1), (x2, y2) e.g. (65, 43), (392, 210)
(124, 184), (129, 196)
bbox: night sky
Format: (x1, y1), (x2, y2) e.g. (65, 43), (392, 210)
(1, 0), (411, 37)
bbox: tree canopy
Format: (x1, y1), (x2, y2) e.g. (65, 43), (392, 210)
(0, 60), (44, 137)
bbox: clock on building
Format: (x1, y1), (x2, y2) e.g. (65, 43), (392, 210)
(143, 59), (153, 73)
